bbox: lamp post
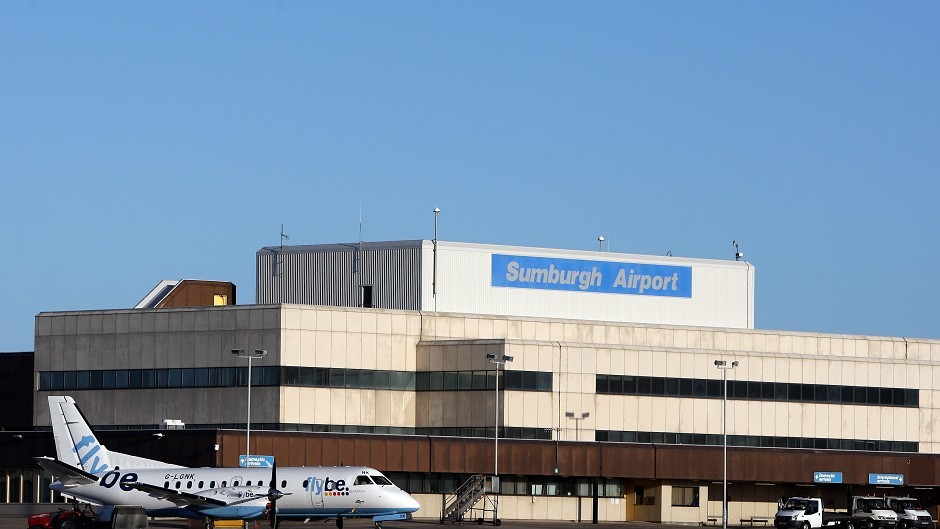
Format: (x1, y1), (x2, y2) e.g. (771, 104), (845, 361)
(486, 352), (513, 525)
(714, 359), (739, 529)
(232, 348), (268, 466)
(565, 411), (590, 441)
(433, 207), (440, 311)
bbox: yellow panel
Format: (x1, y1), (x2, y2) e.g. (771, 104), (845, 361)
(210, 520), (245, 529)
(214, 294), (228, 306)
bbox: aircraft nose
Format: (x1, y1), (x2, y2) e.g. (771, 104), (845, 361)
(403, 492), (420, 512)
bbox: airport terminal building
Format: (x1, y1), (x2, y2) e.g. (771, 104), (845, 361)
(8, 240), (940, 523)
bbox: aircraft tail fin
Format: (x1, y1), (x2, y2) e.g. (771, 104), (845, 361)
(48, 396), (181, 471)
(49, 396), (115, 474)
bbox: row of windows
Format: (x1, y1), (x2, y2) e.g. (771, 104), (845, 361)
(596, 374), (919, 408)
(72, 422), (553, 441)
(160, 474), (392, 492)
(385, 472), (623, 497)
(64, 419), (921, 454)
(596, 430), (919, 453)
(39, 367), (280, 391)
(285, 368), (552, 392)
(414, 370), (552, 392)
(39, 367), (553, 393)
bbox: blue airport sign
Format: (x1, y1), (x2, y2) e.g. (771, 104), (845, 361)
(491, 254), (692, 298)
(869, 473), (904, 485)
(239, 455), (275, 468)
(814, 471), (843, 483)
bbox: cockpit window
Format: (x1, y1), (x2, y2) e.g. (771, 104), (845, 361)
(354, 476), (374, 485)
(373, 475), (393, 486)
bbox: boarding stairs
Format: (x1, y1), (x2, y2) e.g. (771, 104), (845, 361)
(440, 475), (493, 524)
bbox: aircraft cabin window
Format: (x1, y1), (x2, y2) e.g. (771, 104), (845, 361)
(164, 481), (169, 488)
(198, 481), (204, 489)
(210, 481), (216, 488)
(234, 481), (239, 486)
(303, 480), (308, 488)
(175, 481), (181, 489)
(187, 481), (192, 489)
(221, 481), (227, 487)
(281, 480), (287, 488)
(354, 476), (374, 485)
(246, 481), (252, 486)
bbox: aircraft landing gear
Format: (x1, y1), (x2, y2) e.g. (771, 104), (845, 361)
(334, 518), (343, 529)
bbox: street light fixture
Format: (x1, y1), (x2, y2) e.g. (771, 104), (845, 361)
(714, 359), (739, 529)
(486, 352), (513, 526)
(232, 348), (268, 466)
(565, 411), (590, 441)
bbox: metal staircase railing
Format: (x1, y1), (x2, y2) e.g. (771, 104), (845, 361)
(440, 475), (489, 523)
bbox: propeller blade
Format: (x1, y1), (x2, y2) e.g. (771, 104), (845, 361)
(269, 458), (277, 528)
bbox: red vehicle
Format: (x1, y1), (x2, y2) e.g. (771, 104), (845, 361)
(27, 506), (98, 529)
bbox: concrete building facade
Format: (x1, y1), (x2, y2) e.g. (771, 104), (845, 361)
(30, 302), (940, 523)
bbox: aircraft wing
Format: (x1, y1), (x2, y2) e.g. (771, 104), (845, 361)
(129, 482), (229, 508)
(35, 457), (99, 486)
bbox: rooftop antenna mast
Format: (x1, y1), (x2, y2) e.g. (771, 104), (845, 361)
(275, 224), (290, 276)
(733, 240), (743, 261)
(433, 208), (440, 312)
(357, 203), (363, 306)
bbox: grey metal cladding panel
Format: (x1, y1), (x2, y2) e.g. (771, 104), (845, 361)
(360, 246), (421, 310)
(255, 246), (422, 309)
(301, 250), (358, 306)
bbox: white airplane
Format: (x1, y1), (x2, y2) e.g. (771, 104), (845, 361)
(36, 396), (420, 528)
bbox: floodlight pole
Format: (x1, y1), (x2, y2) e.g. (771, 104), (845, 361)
(232, 349), (268, 465)
(486, 353), (513, 526)
(714, 359), (739, 529)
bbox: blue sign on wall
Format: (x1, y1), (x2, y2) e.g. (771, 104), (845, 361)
(239, 455), (275, 468)
(814, 471), (843, 483)
(869, 473), (904, 485)
(491, 254), (692, 298)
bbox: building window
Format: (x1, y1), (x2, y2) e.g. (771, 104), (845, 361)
(597, 374), (918, 408)
(596, 429), (918, 454)
(672, 486), (699, 507)
(214, 294), (228, 306)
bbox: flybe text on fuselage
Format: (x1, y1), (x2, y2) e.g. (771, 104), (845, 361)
(305, 476), (348, 496)
(492, 254), (692, 298)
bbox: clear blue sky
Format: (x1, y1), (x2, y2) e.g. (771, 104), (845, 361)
(1, 2), (937, 351)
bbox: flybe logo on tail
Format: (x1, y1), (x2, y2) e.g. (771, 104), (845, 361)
(73, 435), (109, 474)
(305, 476), (349, 496)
